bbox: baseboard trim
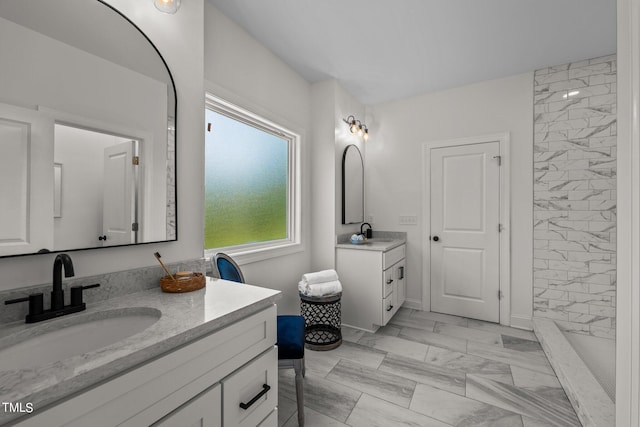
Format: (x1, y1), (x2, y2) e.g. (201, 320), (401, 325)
(510, 315), (533, 331)
(402, 299), (422, 310)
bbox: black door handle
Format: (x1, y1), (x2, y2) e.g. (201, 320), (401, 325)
(432, 236), (440, 242)
(98, 235), (107, 241)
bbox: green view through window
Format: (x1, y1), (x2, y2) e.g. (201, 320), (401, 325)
(204, 108), (290, 250)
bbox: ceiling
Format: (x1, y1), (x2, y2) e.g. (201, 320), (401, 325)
(207, 0), (616, 105)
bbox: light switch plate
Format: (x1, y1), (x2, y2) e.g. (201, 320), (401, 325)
(399, 215), (418, 225)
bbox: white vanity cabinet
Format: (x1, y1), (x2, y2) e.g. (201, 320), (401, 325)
(16, 305), (278, 427)
(337, 243), (406, 331)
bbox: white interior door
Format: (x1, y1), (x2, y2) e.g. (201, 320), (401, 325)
(430, 141), (501, 322)
(0, 103), (54, 256)
(102, 141), (136, 246)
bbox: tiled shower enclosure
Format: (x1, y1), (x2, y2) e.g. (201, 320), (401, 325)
(533, 55), (617, 338)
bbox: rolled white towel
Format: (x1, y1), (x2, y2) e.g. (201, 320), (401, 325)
(298, 279), (342, 297)
(301, 269), (339, 285)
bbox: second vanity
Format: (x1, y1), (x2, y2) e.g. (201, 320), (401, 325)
(336, 232), (406, 332)
(0, 278), (280, 427)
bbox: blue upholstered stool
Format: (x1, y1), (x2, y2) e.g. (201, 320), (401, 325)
(213, 253), (306, 426)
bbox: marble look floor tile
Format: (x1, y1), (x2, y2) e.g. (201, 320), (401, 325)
(277, 394), (297, 427)
(378, 352), (465, 395)
(305, 341), (386, 376)
(358, 333), (429, 360)
(511, 365), (563, 390)
(466, 374), (581, 426)
(467, 319), (538, 341)
(502, 335), (543, 352)
(394, 307), (415, 319)
(341, 326), (366, 343)
(398, 325), (468, 353)
(282, 406), (349, 427)
(410, 383), (524, 427)
(424, 346), (513, 384)
(377, 324), (401, 336)
(279, 370), (361, 423)
(409, 310), (469, 327)
(346, 393), (451, 427)
(388, 315), (437, 331)
(326, 359), (416, 407)
(434, 322), (503, 345)
(467, 341), (554, 375)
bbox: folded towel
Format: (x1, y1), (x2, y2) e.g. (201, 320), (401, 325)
(298, 279), (342, 297)
(301, 269), (339, 285)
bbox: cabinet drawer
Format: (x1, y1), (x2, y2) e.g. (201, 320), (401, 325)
(383, 245), (405, 270)
(382, 293), (395, 325)
(222, 347), (277, 427)
(257, 409), (277, 427)
(152, 384), (221, 427)
(383, 268), (394, 298)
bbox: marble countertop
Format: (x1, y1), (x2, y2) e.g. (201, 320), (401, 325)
(336, 237), (406, 252)
(0, 278), (280, 423)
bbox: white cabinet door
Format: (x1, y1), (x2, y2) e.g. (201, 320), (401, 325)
(430, 142), (500, 322)
(152, 384), (221, 427)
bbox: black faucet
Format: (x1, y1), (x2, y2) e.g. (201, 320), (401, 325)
(4, 253), (100, 323)
(360, 222), (372, 239)
(52, 253), (74, 310)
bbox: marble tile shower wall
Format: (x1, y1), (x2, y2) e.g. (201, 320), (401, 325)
(533, 55), (617, 339)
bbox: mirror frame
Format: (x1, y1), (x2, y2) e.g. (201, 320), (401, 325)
(342, 144), (364, 225)
(0, 0), (178, 258)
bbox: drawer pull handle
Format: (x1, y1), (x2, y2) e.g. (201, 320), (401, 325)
(239, 384), (271, 410)
(386, 305), (394, 312)
(386, 279), (394, 285)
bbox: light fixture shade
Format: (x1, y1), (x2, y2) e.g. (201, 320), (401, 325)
(154, 0), (181, 14)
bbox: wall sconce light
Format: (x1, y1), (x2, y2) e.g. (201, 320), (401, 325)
(154, 0), (181, 14)
(343, 115), (370, 141)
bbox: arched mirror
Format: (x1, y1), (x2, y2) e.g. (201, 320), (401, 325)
(0, 0), (177, 257)
(342, 144), (364, 224)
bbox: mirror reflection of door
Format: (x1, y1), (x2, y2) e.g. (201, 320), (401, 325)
(53, 124), (139, 249)
(102, 141), (139, 246)
(0, 103), (54, 256)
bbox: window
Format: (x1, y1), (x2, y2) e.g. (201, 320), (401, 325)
(204, 94), (300, 261)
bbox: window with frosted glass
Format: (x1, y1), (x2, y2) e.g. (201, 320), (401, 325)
(204, 109), (289, 249)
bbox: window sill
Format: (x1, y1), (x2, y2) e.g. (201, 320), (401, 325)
(205, 241), (304, 267)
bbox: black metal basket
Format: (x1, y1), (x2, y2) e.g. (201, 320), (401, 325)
(299, 292), (342, 351)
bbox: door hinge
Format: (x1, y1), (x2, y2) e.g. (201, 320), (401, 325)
(498, 223), (504, 233)
(498, 290), (504, 300)
(132, 156), (140, 165)
(493, 155), (502, 166)
(132, 222), (139, 232)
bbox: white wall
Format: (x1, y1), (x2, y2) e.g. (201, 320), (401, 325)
(366, 73), (534, 326)
(334, 83), (366, 238)
(0, 0), (204, 290)
(310, 80), (337, 270)
(204, 3), (312, 314)
(309, 80), (366, 271)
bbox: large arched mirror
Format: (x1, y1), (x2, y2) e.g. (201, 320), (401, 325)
(342, 145), (364, 224)
(0, 0), (177, 257)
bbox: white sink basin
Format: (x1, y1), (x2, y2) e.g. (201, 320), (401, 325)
(0, 307), (161, 371)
